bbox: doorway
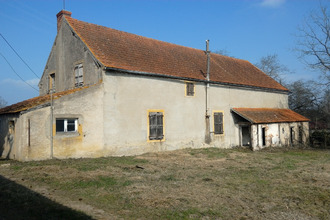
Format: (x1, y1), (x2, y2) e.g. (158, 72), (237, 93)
(241, 126), (251, 146)
(262, 127), (266, 146)
(290, 127), (295, 145)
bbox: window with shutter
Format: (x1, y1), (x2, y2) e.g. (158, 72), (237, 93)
(186, 82), (195, 96)
(148, 111), (164, 140)
(214, 112), (224, 134)
(74, 64), (84, 87)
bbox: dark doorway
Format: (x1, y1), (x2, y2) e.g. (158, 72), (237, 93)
(241, 126), (251, 146)
(262, 127), (266, 146)
(290, 127), (295, 145)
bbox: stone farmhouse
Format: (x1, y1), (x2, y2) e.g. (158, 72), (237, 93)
(0, 10), (309, 161)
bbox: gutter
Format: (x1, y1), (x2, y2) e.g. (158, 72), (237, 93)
(104, 67), (289, 94)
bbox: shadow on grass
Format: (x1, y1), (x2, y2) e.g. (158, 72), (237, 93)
(0, 175), (93, 220)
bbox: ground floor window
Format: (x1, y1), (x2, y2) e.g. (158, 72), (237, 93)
(56, 119), (78, 133)
(213, 111), (224, 134)
(148, 111), (164, 141)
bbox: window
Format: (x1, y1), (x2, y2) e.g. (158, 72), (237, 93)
(49, 73), (55, 92)
(56, 119), (78, 133)
(74, 64), (83, 87)
(214, 112), (224, 134)
(149, 111), (164, 140)
(186, 82), (195, 96)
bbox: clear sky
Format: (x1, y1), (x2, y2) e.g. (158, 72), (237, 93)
(0, 0), (328, 105)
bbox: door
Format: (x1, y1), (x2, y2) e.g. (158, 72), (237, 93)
(241, 126), (251, 146)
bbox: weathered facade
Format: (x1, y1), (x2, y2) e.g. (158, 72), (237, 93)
(0, 10), (309, 161)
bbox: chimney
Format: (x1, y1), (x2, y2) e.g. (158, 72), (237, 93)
(56, 10), (72, 32)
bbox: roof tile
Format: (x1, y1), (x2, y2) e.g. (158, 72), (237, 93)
(0, 86), (89, 115)
(65, 17), (288, 91)
(232, 108), (309, 124)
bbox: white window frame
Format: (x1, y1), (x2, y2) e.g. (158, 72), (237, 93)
(56, 119), (78, 133)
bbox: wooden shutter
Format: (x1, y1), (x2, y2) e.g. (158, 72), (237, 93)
(75, 64), (83, 87)
(156, 113), (163, 139)
(186, 83), (194, 96)
(149, 113), (157, 139)
(149, 112), (164, 140)
(214, 112), (223, 134)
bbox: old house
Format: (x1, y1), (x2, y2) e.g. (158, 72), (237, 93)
(0, 10), (309, 161)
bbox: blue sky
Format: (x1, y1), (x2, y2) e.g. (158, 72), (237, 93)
(0, 0), (328, 105)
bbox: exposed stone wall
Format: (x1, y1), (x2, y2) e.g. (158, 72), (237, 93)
(251, 121), (310, 150)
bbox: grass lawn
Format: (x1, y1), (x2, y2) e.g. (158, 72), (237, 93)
(0, 147), (329, 219)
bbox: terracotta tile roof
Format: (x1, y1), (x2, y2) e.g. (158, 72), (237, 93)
(232, 108), (310, 124)
(65, 16), (288, 92)
(0, 86), (89, 115)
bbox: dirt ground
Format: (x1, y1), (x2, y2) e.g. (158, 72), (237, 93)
(0, 147), (329, 219)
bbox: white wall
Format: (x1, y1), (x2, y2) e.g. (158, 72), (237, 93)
(102, 71), (289, 155)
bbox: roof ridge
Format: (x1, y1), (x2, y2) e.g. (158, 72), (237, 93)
(63, 15), (288, 92)
(66, 16), (208, 55)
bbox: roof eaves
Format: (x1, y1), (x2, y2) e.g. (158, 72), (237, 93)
(230, 108), (255, 123)
(105, 67), (289, 94)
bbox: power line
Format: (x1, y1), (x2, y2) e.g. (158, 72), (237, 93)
(0, 33), (40, 79)
(0, 51), (39, 91)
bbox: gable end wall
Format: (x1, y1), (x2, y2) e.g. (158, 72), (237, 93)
(39, 19), (103, 95)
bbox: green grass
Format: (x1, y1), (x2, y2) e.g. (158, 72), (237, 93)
(0, 147), (329, 219)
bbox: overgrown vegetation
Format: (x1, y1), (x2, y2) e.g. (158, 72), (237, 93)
(0, 147), (329, 219)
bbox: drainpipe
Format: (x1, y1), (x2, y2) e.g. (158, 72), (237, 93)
(205, 40), (211, 144)
(50, 86), (54, 159)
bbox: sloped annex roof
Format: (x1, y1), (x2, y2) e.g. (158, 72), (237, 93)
(232, 108), (309, 124)
(64, 14), (288, 92)
(0, 86), (88, 115)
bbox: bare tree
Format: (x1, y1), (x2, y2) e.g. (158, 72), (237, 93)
(0, 96), (7, 108)
(296, 3), (330, 85)
(255, 54), (289, 83)
(287, 80), (320, 113)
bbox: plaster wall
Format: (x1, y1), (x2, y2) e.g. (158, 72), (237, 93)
(102, 71), (289, 155)
(0, 85), (104, 161)
(209, 84), (288, 148)
(39, 19), (102, 95)
(252, 121), (309, 150)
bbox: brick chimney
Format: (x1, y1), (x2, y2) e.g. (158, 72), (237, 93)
(56, 10), (72, 32)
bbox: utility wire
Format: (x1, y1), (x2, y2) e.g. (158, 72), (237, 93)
(0, 33), (40, 79)
(0, 52), (39, 91)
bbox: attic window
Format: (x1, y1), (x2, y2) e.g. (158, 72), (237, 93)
(186, 82), (195, 96)
(74, 64), (84, 87)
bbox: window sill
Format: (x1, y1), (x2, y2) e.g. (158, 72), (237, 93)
(55, 132), (79, 138)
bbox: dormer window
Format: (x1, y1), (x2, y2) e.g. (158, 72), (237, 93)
(74, 64), (84, 87)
